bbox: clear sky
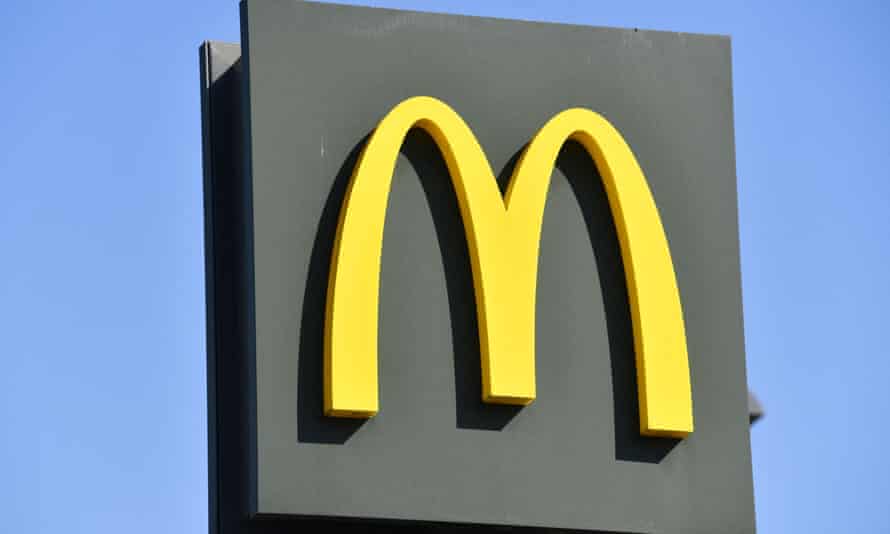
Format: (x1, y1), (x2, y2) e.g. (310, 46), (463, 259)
(1, 1), (888, 532)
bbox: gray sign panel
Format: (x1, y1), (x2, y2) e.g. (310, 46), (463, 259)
(201, 1), (755, 532)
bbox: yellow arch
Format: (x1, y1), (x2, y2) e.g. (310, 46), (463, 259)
(325, 96), (692, 437)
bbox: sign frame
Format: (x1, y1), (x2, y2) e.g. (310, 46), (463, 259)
(200, 1), (756, 532)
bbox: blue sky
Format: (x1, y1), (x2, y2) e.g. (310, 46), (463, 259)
(1, 1), (888, 532)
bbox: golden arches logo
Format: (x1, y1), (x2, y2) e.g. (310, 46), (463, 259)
(325, 96), (693, 438)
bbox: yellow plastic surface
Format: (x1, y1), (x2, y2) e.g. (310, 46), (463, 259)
(324, 96), (693, 437)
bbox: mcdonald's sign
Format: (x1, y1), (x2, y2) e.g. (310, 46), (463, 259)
(202, 2), (756, 532)
(325, 96), (693, 438)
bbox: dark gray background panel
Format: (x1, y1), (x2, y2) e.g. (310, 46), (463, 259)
(216, 0), (756, 532)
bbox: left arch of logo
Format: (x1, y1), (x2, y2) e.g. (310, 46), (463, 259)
(324, 96), (693, 438)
